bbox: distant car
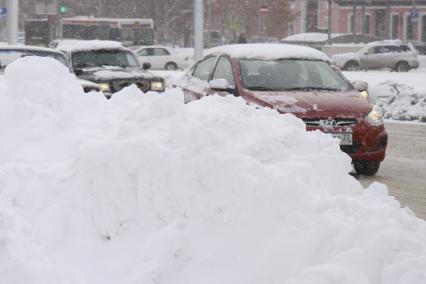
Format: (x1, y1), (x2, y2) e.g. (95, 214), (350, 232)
(57, 40), (165, 97)
(248, 36), (279, 44)
(178, 44), (388, 175)
(0, 45), (100, 93)
(135, 45), (192, 70)
(331, 40), (419, 72)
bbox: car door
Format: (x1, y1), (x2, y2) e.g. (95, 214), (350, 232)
(360, 46), (386, 69)
(180, 55), (218, 103)
(152, 48), (172, 69)
(136, 48), (157, 68)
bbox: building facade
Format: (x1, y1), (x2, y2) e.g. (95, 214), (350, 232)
(289, 0), (426, 42)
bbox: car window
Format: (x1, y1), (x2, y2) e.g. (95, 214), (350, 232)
(373, 46), (391, 54)
(192, 56), (217, 81)
(137, 49), (148, 56)
(211, 56), (234, 86)
(154, 48), (170, 56)
(239, 59), (351, 92)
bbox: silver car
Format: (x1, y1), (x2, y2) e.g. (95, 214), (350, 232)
(331, 41), (419, 72)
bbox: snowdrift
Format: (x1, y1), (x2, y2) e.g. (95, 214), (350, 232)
(1, 57), (426, 284)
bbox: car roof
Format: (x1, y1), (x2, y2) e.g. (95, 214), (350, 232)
(367, 40), (409, 47)
(206, 44), (330, 61)
(0, 45), (65, 55)
(56, 40), (127, 53)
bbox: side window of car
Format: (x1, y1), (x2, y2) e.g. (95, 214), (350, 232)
(192, 56), (217, 81)
(137, 49), (149, 56)
(211, 56), (235, 86)
(154, 48), (170, 56)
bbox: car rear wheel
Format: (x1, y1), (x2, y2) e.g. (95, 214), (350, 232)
(353, 160), (380, 176)
(395, 61), (410, 72)
(165, 62), (178, 70)
(343, 61), (361, 71)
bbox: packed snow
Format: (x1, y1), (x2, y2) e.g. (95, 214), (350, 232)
(1, 57), (426, 284)
(282, 33), (344, 42)
(344, 57), (426, 122)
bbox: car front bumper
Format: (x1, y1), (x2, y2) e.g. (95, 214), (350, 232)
(306, 121), (388, 162)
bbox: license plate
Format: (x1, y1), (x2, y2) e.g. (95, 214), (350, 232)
(332, 133), (353, 145)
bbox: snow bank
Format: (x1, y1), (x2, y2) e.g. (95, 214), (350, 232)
(1, 57), (426, 284)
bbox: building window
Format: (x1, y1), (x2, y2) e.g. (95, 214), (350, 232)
(391, 14), (399, 39)
(422, 15), (426, 42)
(364, 15), (370, 34)
(407, 14), (415, 40)
(348, 14), (354, 33)
(375, 10), (385, 38)
(288, 23), (295, 36)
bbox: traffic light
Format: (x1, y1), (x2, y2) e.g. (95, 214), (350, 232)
(59, 5), (67, 14)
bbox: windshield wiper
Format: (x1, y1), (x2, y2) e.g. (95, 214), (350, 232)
(247, 86), (279, 91)
(283, 87), (344, 91)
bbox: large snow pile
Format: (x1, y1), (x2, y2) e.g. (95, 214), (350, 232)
(344, 71), (426, 122)
(1, 57), (426, 284)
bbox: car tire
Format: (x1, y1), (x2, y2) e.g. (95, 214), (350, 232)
(343, 61), (361, 71)
(165, 62), (178, 70)
(353, 160), (380, 176)
(395, 61), (410, 72)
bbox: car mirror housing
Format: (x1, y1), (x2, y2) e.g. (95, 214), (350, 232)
(209, 79), (233, 91)
(353, 80), (368, 92)
(142, 62), (151, 70)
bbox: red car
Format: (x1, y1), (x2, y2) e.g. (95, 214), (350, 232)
(179, 44), (387, 176)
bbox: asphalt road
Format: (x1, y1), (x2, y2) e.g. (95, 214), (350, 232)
(357, 122), (426, 220)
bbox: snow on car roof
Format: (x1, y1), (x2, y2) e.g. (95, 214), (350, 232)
(282, 32), (344, 42)
(56, 40), (125, 53)
(206, 44), (329, 61)
(0, 45), (64, 54)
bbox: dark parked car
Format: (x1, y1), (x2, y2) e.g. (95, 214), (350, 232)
(56, 40), (165, 97)
(178, 44), (388, 175)
(0, 45), (100, 93)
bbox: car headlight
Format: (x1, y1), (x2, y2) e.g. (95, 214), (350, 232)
(151, 81), (165, 92)
(365, 105), (383, 125)
(359, 90), (369, 99)
(98, 82), (111, 93)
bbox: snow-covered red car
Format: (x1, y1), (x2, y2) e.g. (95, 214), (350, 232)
(178, 44), (388, 175)
(331, 40), (419, 72)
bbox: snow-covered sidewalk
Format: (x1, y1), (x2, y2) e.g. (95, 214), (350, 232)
(1, 57), (426, 284)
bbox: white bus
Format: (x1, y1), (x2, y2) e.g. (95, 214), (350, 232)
(61, 17), (155, 46)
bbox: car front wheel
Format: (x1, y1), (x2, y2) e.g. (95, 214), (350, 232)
(353, 160), (380, 176)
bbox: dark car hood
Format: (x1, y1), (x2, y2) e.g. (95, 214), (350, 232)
(249, 90), (371, 118)
(76, 66), (158, 82)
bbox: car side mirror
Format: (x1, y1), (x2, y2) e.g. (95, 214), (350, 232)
(142, 62), (151, 70)
(353, 80), (368, 92)
(209, 79), (233, 91)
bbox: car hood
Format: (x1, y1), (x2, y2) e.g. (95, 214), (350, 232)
(249, 90), (371, 118)
(77, 66), (158, 82)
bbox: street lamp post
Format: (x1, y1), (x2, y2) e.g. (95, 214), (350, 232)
(194, 0), (204, 60)
(7, 0), (19, 44)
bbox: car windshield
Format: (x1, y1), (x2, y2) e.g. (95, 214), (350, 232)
(71, 49), (140, 69)
(0, 49), (69, 71)
(239, 59), (352, 92)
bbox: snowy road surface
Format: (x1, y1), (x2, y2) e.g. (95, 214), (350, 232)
(358, 122), (426, 220)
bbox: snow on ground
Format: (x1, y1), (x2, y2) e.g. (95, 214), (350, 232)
(1, 57), (426, 284)
(343, 56), (426, 122)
